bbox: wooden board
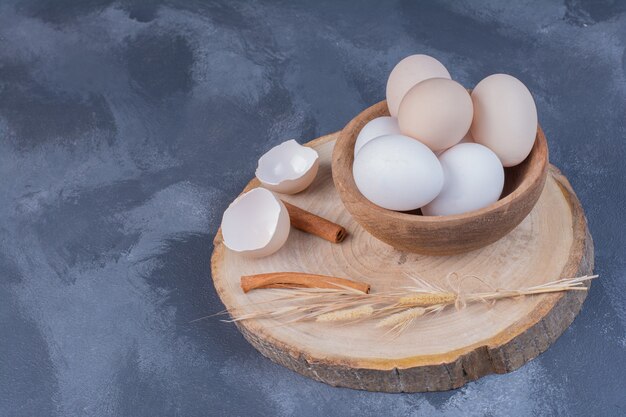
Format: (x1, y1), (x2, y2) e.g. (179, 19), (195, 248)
(211, 132), (594, 392)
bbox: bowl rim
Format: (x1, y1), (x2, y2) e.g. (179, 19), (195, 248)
(332, 100), (549, 224)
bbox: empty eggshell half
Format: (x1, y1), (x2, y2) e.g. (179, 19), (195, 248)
(354, 116), (401, 156)
(256, 139), (320, 194)
(221, 187), (290, 258)
(386, 54), (451, 117)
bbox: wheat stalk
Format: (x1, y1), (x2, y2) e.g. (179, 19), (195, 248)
(398, 293), (456, 306)
(220, 274), (597, 336)
(316, 305), (374, 322)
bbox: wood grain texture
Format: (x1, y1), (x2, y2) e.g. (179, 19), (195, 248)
(211, 132), (593, 392)
(332, 100), (549, 255)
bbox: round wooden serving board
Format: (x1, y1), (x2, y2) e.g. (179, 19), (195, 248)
(211, 132), (594, 392)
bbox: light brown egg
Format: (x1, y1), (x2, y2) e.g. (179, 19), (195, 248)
(470, 74), (538, 167)
(385, 54), (450, 117)
(397, 78), (474, 152)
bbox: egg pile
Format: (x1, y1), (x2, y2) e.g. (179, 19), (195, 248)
(353, 54), (538, 216)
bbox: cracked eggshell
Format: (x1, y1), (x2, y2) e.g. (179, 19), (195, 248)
(354, 116), (401, 157)
(256, 139), (320, 194)
(221, 187), (290, 258)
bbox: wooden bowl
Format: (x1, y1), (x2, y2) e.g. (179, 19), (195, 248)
(332, 100), (549, 255)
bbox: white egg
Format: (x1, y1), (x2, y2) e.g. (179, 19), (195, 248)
(354, 116), (401, 156)
(422, 143), (504, 216)
(353, 134), (443, 211)
(221, 188), (290, 257)
(256, 139), (320, 194)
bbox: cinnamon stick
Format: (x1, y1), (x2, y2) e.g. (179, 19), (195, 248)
(241, 272), (370, 294)
(282, 201), (347, 243)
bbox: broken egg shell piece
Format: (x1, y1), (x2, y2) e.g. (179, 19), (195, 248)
(221, 187), (290, 258)
(256, 139), (320, 194)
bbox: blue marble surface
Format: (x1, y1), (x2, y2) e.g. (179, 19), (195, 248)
(1, 1), (625, 416)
